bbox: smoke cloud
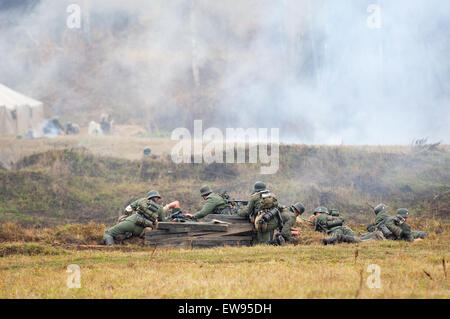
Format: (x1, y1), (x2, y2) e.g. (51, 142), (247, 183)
(0, 0), (449, 144)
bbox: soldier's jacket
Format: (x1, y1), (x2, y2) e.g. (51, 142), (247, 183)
(375, 210), (413, 242)
(315, 213), (345, 234)
(398, 221), (414, 242)
(119, 197), (146, 217)
(279, 207), (297, 241)
(130, 198), (146, 211)
(193, 193), (229, 220)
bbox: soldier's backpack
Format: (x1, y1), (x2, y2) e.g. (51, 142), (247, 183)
(259, 191), (278, 210)
(213, 191), (233, 215)
(137, 200), (159, 221)
(251, 190), (279, 227)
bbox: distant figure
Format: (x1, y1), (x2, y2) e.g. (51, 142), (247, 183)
(100, 111), (113, 135)
(25, 130), (35, 139)
(43, 117), (65, 136)
(88, 121), (103, 136)
(143, 147), (152, 157)
(66, 122), (80, 135)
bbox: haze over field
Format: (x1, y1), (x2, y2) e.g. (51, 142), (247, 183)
(0, 0), (449, 144)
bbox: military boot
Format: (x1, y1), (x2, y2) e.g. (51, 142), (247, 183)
(322, 236), (339, 245)
(275, 233), (286, 246)
(104, 237), (115, 246)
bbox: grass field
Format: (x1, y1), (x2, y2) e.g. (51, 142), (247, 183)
(1, 240), (449, 299)
(0, 220), (448, 299)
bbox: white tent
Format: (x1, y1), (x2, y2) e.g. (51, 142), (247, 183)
(0, 83), (44, 136)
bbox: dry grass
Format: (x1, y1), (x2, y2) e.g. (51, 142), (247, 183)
(0, 220), (448, 299)
(0, 241), (448, 299)
(0, 222), (105, 245)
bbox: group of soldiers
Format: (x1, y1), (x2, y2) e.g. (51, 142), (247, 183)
(103, 181), (428, 246)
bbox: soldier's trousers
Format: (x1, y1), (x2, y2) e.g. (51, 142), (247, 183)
(255, 221), (279, 245)
(412, 231), (428, 239)
(103, 214), (145, 242)
(329, 226), (355, 237)
(360, 231), (384, 241)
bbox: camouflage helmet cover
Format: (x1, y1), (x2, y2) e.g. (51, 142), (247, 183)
(396, 208), (409, 218)
(200, 185), (212, 196)
(374, 203), (387, 215)
(254, 181), (266, 192)
(293, 202), (305, 215)
(147, 190), (161, 200)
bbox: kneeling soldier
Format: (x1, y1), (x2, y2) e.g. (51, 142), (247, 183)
(237, 181), (281, 245)
(103, 190), (166, 245)
(269, 202), (305, 245)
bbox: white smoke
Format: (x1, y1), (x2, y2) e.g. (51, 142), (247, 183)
(0, 0), (448, 144)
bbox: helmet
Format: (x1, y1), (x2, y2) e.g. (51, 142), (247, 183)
(396, 208), (409, 218)
(147, 190), (161, 200)
(374, 203), (387, 215)
(314, 206), (329, 214)
(292, 202), (305, 215)
(254, 181), (266, 192)
(200, 185), (212, 196)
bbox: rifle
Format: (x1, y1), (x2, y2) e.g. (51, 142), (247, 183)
(169, 210), (193, 222)
(366, 202), (375, 210)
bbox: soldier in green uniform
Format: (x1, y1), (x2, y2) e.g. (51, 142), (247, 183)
(185, 185), (231, 220)
(118, 195), (182, 223)
(103, 190), (166, 245)
(237, 181), (281, 245)
(313, 206), (362, 244)
(271, 202), (305, 245)
(396, 208), (428, 240)
(373, 203), (414, 242)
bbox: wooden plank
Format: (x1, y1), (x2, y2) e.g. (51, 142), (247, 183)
(198, 226), (253, 238)
(203, 214), (249, 223)
(146, 232), (188, 240)
(157, 222), (228, 232)
(168, 227), (190, 233)
(145, 216), (254, 248)
(193, 236), (252, 241)
(147, 235), (251, 243)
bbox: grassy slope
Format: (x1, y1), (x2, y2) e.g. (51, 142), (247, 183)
(0, 136), (449, 226)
